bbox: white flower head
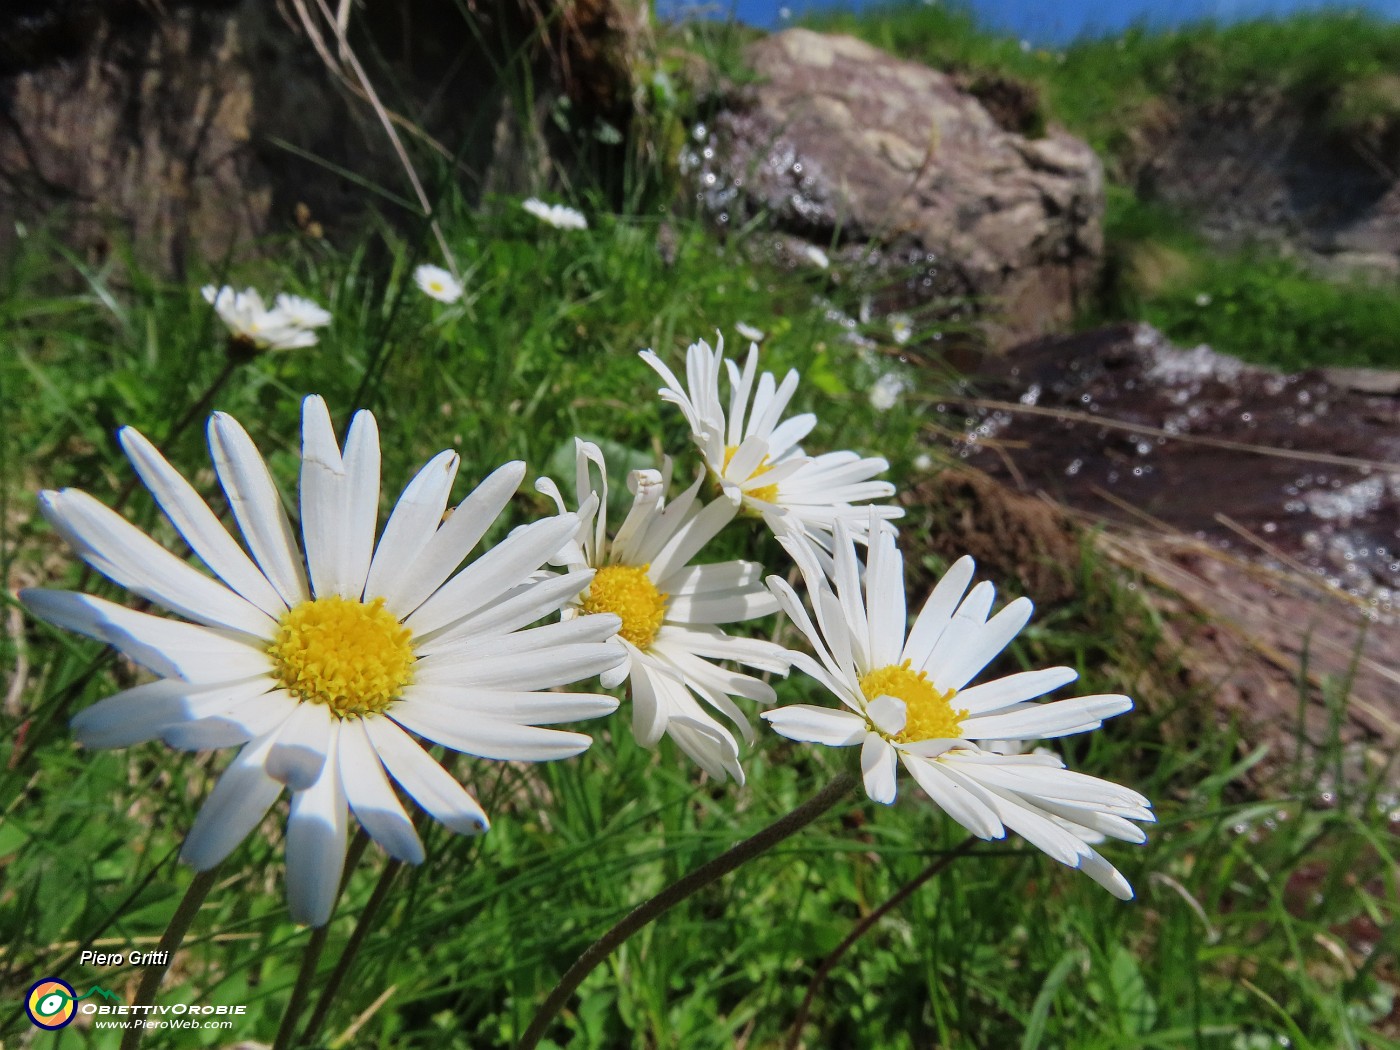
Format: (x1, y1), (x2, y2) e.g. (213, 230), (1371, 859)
(889, 314), (913, 346)
(762, 517), (1153, 899)
(522, 198), (588, 231)
(640, 335), (902, 555)
(869, 372), (909, 412)
(537, 440), (791, 783)
(201, 285), (330, 351)
(23, 397), (623, 926)
(414, 264), (463, 304)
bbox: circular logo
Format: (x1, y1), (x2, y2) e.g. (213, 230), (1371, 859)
(25, 977), (77, 1030)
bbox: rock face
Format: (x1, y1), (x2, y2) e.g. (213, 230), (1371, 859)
(944, 323), (1400, 780)
(694, 29), (1104, 347)
(1135, 96), (1400, 277)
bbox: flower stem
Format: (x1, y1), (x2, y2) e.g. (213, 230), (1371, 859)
(272, 830), (371, 1050)
(298, 857), (404, 1046)
(516, 770), (858, 1050)
(118, 865), (221, 1050)
(784, 835), (978, 1050)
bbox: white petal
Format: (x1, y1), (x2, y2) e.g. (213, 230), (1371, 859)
(406, 512), (580, 638)
(339, 717), (424, 863)
(861, 732), (899, 804)
(668, 715), (744, 783)
(414, 569), (595, 654)
(299, 395), (349, 599)
(379, 461), (526, 618)
(162, 689), (293, 750)
(340, 410), (382, 599)
(762, 705), (866, 746)
(362, 716), (489, 834)
(864, 521), (907, 668)
(1077, 849), (1135, 900)
(119, 427), (287, 618)
(919, 580), (996, 684)
(37, 489), (276, 639)
(415, 613), (621, 672)
(416, 641), (623, 691)
(180, 735), (283, 869)
(938, 597), (1034, 692)
(389, 700), (595, 761)
(628, 659), (671, 746)
(266, 700), (333, 789)
(208, 411), (310, 607)
(960, 695), (1133, 742)
(900, 753), (1004, 839)
(402, 684), (618, 725)
(647, 497), (739, 581)
(665, 590), (780, 624)
(954, 667), (1078, 716)
(71, 679), (214, 749)
(286, 720), (349, 926)
(865, 694), (907, 737)
(364, 450), (460, 601)
(21, 589), (273, 684)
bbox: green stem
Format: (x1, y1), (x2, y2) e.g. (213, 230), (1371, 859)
(298, 857), (404, 1047)
(516, 770), (858, 1050)
(118, 865), (221, 1050)
(272, 830), (371, 1050)
(784, 836), (978, 1050)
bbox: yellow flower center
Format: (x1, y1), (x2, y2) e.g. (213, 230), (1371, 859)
(268, 596), (416, 718)
(429, 280), (445, 293)
(580, 564), (668, 650)
(859, 660), (967, 744)
(722, 444), (780, 504)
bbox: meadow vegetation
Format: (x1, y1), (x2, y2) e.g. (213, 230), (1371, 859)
(1, 6), (1397, 1049)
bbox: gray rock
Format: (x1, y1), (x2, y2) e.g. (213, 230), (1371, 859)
(693, 29), (1104, 347)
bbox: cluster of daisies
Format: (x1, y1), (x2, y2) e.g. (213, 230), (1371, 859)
(22, 303), (1150, 927)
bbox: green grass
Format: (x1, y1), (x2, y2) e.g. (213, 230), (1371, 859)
(2, 192), (1396, 1049)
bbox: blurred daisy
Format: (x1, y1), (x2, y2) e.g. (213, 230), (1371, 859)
(869, 372), (909, 412)
(735, 322), (766, 343)
(201, 285), (330, 351)
(22, 397), (622, 925)
(889, 314), (913, 346)
(762, 519), (1153, 898)
(523, 198), (588, 231)
(640, 336), (901, 553)
(537, 440), (790, 783)
(414, 264), (463, 304)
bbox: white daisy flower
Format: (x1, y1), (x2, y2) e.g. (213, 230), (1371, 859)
(762, 519), (1154, 899)
(639, 336), (902, 554)
(537, 440), (791, 784)
(414, 264), (464, 304)
(735, 322), (766, 343)
(201, 285), (330, 351)
(522, 198), (588, 231)
(869, 372), (909, 412)
(889, 314), (913, 346)
(273, 294), (333, 329)
(21, 396), (623, 926)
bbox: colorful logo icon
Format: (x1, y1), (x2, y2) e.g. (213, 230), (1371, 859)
(25, 977), (77, 1030)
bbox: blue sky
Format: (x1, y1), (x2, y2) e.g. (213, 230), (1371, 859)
(665, 0), (1400, 45)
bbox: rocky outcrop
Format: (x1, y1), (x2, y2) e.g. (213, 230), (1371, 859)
(693, 29), (1104, 347)
(939, 323), (1400, 781)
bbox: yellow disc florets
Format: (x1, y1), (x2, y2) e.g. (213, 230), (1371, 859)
(268, 596), (416, 718)
(580, 564), (668, 650)
(722, 444), (780, 504)
(859, 660), (967, 744)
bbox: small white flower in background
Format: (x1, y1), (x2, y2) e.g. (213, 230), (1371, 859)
(800, 244), (830, 269)
(523, 197), (589, 231)
(538, 440), (791, 783)
(640, 336), (902, 555)
(762, 518), (1153, 899)
(273, 294), (333, 329)
(201, 285), (330, 351)
(869, 372), (910, 412)
(22, 396), (623, 926)
(1195, 292), (1213, 307)
(913, 452), (933, 471)
(890, 314), (913, 346)
(735, 322), (766, 343)
(414, 264), (464, 304)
